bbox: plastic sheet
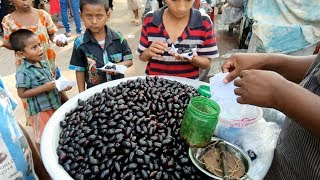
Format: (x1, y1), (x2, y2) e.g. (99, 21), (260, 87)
(221, 6), (243, 25)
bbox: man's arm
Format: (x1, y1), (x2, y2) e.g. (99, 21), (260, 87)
(223, 53), (315, 84)
(263, 53), (315, 83)
(189, 56), (211, 69)
(275, 80), (320, 136)
(76, 71), (85, 93)
(234, 69), (320, 136)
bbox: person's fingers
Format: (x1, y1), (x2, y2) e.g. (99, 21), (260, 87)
(147, 48), (161, 57)
(234, 79), (242, 87)
(234, 87), (242, 96)
(221, 60), (233, 72)
(239, 70), (249, 78)
(224, 70), (239, 83)
(154, 41), (167, 48)
(150, 46), (164, 54)
(237, 96), (245, 104)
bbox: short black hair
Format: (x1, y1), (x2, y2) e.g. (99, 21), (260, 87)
(9, 29), (36, 52)
(80, 0), (109, 13)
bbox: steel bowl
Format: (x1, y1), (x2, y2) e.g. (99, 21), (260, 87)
(189, 137), (252, 179)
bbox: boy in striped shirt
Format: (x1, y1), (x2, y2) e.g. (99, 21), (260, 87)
(137, 1), (219, 79)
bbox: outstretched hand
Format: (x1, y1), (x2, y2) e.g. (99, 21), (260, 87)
(234, 69), (287, 108)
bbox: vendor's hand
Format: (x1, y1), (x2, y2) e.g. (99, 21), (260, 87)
(42, 81), (56, 92)
(55, 39), (67, 47)
(234, 70), (287, 108)
(222, 53), (267, 83)
(145, 41), (167, 58)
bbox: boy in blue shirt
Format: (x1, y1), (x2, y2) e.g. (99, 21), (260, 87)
(69, 0), (133, 93)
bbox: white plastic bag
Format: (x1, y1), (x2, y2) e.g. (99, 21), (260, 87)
(210, 73), (263, 143)
(239, 120), (281, 179)
(55, 77), (77, 92)
(53, 34), (69, 44)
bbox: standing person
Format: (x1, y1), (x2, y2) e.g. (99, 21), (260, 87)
(0, 75), (51, 180)
(137, 1), (219, 79)
(0, 0), (69, 125)
(0, 0), (7, 35)
(222, 53), (320, 179)
(59, 0), (83, 37)
(127, 0), (142, 25)
(10, 29), (67, 151)
(69, 0), (133, 93)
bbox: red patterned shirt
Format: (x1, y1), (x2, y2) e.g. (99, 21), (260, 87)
(137, 7), (219, 79)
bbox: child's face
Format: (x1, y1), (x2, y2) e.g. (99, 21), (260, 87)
(165, 0), (195, 19)
(12, 0), (33, 10)
(80, 4), (109, 34)
(19, 36), (44, 62)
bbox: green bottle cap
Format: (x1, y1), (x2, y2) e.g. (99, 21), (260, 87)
(198, 85), (211, 98)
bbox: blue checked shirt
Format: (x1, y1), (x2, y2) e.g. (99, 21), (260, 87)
(16, 60), (61, 116)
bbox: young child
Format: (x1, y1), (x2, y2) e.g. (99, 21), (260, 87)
(0, 0), (69, 125)
(69, 0), (133, 93)
(137, 0), (219, 79)
(10, 29), (61, 150)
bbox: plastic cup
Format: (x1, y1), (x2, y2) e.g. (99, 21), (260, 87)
(180, 96), (220, 147)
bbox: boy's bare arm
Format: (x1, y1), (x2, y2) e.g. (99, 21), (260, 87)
(76, 71), (86, 93)
(139, 51), (152, 62)
(17, 81), (56, 98)
(189, 56), (211, 69)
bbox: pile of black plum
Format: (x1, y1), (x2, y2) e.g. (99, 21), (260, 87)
(57, 76), (205, 180)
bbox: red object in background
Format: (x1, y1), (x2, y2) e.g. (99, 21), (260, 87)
(194, 0), (215, 22)
(50, 0), (60, 15)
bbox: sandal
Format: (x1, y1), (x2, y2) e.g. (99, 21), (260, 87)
(65, 32), (72, 38)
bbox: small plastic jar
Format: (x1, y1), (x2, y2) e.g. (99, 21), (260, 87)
(180, 96), (220, 147)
